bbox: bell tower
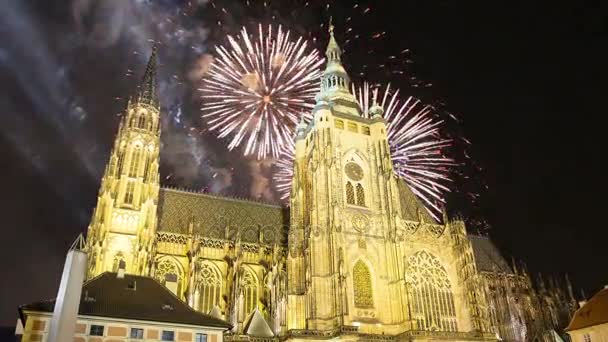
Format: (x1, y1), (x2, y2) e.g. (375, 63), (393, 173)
(287, 23), (404, 333)
(86, 46), (161, 279)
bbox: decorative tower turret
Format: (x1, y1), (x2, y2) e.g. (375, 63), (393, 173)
(86, 46), (161, 279)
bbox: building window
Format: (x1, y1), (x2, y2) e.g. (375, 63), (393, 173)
(197, 263), (222, 314)
(346, 182), (355, 205)
(406, 251), (458, 332)
(89, 325), (104, 336)
(124, 180), (135, 204)
(156, 259), (182, 296)
(353, 261), (373, 308)
(161, 330), (175, 341)
(129, 146), (142, 177)
(356, 183), (365, 206)
(362, 126), (370, 135)
(243, 269), (258, 315)
(138, 114), (146, 129)
(130, 328), (144, 339)
(347, 122), (358, 133)
(117, 150), (125, 174)
(584, 334), (591, 342)
(196, 333), (208, 342)
(335, 119), (344, 130)
(143, 152), (151, 180)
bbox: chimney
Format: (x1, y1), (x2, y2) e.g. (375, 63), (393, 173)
(48, 235), (87, 342)
(117, 260), (126, 279)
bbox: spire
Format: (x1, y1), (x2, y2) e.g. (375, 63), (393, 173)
(316, 18), (360, 115)
(322, 18), (349, 86)
(326, 17), (341, 63)
(138, 43), (159, 107)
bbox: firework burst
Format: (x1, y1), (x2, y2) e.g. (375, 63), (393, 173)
(273, 82), (455, 221)
(199, 24), (323, 159)
(356, 82), (454, 220)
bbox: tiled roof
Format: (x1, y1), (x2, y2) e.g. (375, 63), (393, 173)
(157, 188), (289, 244)
(396, 178), (436, 223)
(567, 288), (608, 331)
(469, 235), (513, 274)
(19, 272), (231, 329)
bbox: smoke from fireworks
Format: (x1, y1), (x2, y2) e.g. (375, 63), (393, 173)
(273, 82), (455, 221)
(199, 24), (323, 159)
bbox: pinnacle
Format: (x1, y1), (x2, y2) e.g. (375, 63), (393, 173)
(138, 43), (159, 107)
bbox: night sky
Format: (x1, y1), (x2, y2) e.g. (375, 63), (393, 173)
(1, 0), (607, 327)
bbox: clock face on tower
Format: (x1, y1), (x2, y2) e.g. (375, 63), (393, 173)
(345, 162), (364, 181)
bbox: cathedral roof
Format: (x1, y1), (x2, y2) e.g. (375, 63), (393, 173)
(567, 287), (608, 331)
(157, 187), (288, 243)
(468, 235), (513, 274)
(18, 272), (231, 329)
(396, 178), (436, 223)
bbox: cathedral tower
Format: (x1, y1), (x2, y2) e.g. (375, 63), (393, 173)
(86, 46), (161, 279)
(287, 23), (407, 334)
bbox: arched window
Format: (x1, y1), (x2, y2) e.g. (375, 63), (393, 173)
(356, 183), (365, 206)
(124, 181), (135, 204)
(143, 152), (151, 181)
(242, 269), (258, 315)
(156, 259), (183, 296)
(346, 182), (355, 204)
(353, 261), (373, 308)
(406, 251), (458, 332)
(129, 146), (141, 177)
(138, 113), (146, 128)
(117, 150), (125, 174)
(196, 263), (222, 314)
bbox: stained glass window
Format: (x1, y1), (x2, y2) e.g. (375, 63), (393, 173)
(346, 182), (355, 204)
(243, 270), (258, 315)
(156, 259), (182, 297)
(356, 183), (365, 206)
(129, 146), (141, 177)
(197, 263), (222, 314)
(353, 261), (373, 308)
(406, 251), (458, 332)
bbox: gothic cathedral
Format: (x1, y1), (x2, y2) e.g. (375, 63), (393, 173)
(85, 28), (575, 341)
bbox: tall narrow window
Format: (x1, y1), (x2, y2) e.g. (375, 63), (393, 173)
(243, 270), (258, 315)
(124, 181), (135, 204)
(129, 146), (141, 177)
(353, 261), (373, 308)
(346, 182), (355, 204)
(197, 263), (222, 314)
(138, 114), (146, 128)
(143, 152), (151, 181)
(356, 183), (365, 206)
(406, 251), (458, 332)
(117, 150), (125, 174)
